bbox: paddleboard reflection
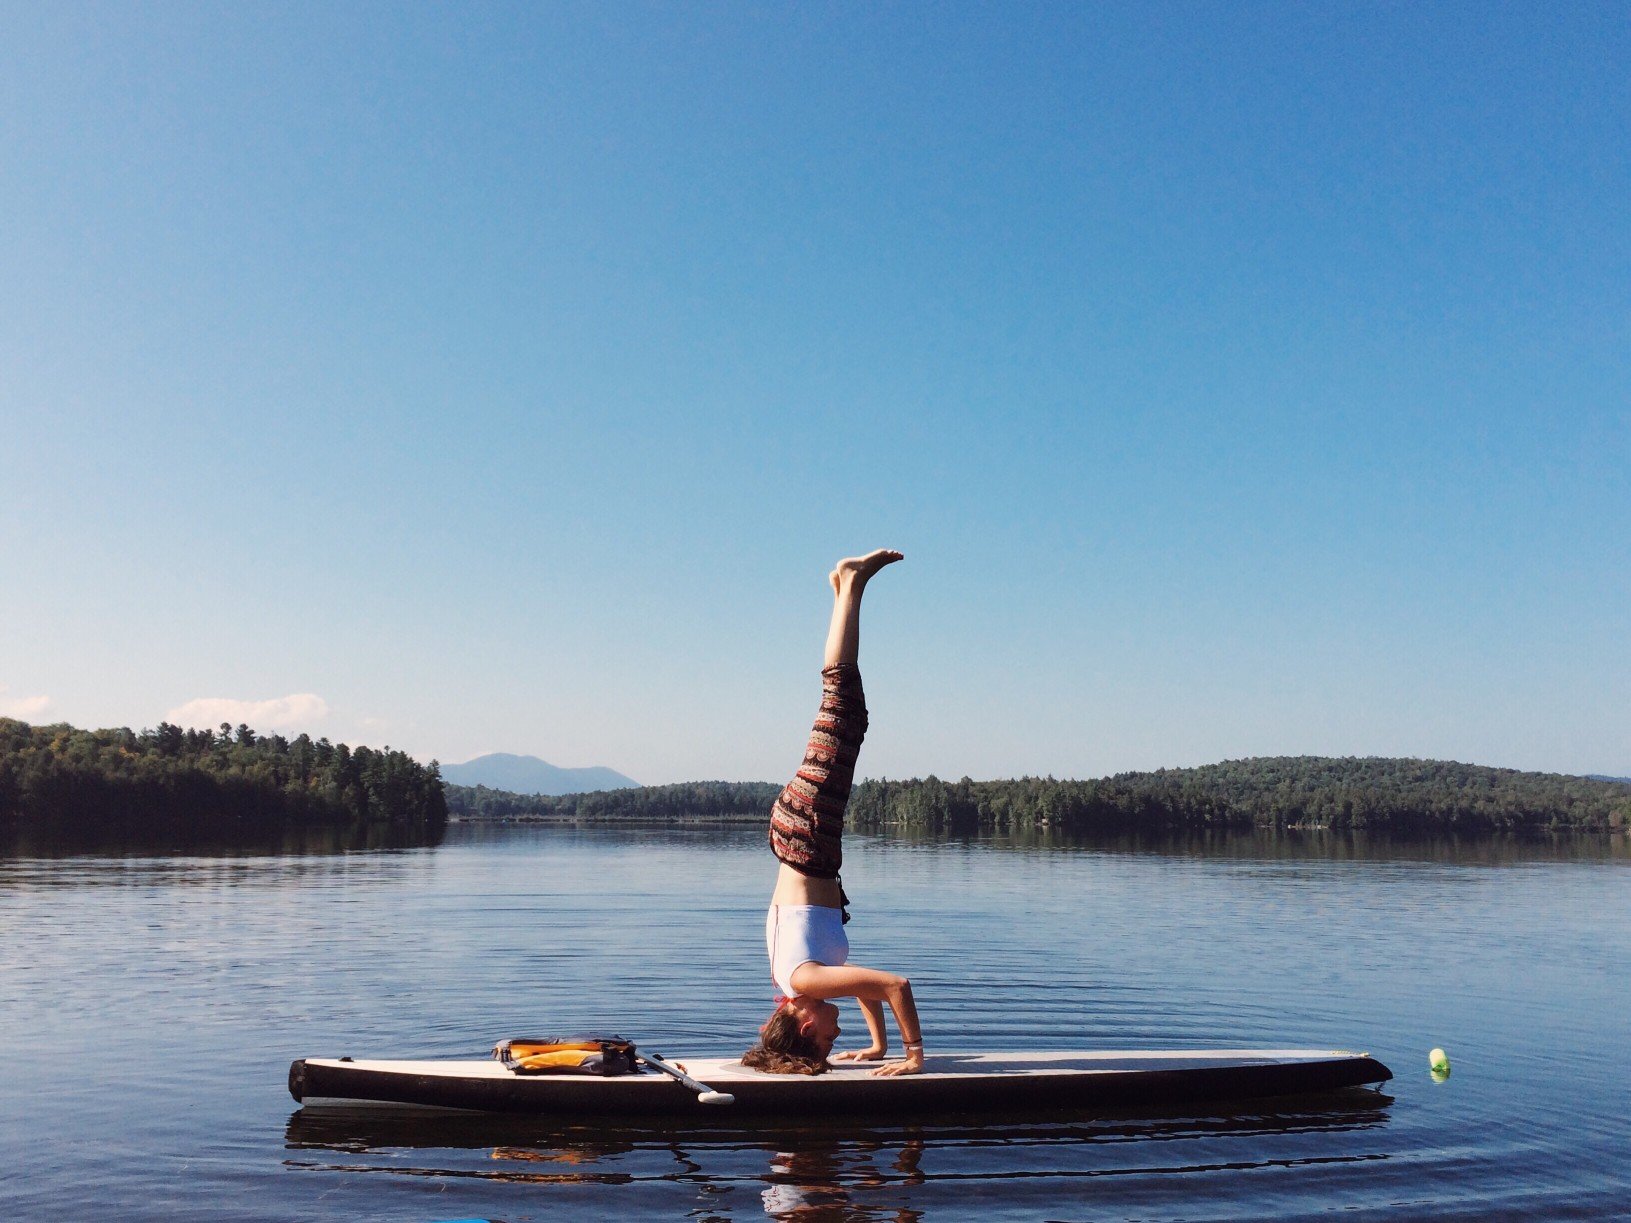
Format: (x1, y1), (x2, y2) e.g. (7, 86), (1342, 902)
(284, 1092), (1393, 1219)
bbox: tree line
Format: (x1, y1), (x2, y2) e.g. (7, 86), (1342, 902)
(0, 718), (447, 844)
(847, 757), (1631, 835)
(449, 756), (1631, 835)
(444, 779), (781, 820)
(9, 728), (1623, 843)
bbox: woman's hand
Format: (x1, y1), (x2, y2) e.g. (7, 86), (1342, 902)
(869, 1049), (925, 1077)
(831, 1045), (886, 1062)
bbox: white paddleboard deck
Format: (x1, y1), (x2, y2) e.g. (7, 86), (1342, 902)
(290, 1049), (1391, 1116)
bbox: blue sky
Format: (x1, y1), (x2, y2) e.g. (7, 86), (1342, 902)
(2, 2), (1626, 782)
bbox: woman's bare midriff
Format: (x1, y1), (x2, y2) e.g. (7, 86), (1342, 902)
(771, 862), (845, 908)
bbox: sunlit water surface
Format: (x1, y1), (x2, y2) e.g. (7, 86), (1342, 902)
(1, 823), (1627, 1221)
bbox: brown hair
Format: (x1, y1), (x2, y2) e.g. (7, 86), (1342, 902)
(741, 1004), (830, 1076)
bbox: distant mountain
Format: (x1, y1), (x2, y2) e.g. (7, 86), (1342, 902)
(439, 753), (639, 796)
(1586, 774), (1631, 785)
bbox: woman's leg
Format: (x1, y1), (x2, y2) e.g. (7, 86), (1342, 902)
(770, 550), (903, 881)
(823, 549), (903, 668)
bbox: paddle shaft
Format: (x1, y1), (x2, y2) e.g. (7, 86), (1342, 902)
(641, 1052), (735, 1105)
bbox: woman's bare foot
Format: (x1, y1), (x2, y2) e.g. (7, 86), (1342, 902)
(830, 549), (904, 593)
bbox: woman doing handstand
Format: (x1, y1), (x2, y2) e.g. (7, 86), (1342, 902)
(743, 549), (924, 1078)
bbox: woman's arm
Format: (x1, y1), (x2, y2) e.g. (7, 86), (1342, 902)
(832, 998), (888, 1061)
(789, 962), (925, 1076)
(871, 976), (923, 1077)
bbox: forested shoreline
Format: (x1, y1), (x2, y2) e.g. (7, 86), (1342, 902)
(6, 722), (1625, 845)
(446, 779), (780, 821)
(0, 718), (447, 844)
(846, 758), (1631, 835)
(450, 757), (1631, 836)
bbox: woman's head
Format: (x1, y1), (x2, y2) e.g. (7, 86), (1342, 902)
(741, 996), (841, 1076)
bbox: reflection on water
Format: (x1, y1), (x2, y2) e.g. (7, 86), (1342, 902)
(451, 816), (1631, 865)
(0, 845), (439, 893)
(0, 818), (445, 859)
(283, 1094), (1396, 1149)
(760, 1139), (925, 1223)
(872, 824), (1631, 865)
(283, 1095), (1394, 1221)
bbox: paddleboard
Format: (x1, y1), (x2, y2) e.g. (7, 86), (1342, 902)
(289, 1049), (1391, 1116)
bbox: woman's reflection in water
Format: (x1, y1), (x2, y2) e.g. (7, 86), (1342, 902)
(761, 1136), (925, 1222)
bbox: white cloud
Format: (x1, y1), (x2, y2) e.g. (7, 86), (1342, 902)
(165, 693), (331, 733)
(0, 685), (51, 719)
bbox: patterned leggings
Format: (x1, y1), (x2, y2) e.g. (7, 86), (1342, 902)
(768, 663), (868, 883)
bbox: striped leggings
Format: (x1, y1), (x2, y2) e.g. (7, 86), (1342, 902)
(768, 663), (868, 883)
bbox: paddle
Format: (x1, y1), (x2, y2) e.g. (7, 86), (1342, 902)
(640, 1052), (735, 1105)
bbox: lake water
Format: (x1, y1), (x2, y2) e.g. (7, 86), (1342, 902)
(2, 822), (1627, 1221)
